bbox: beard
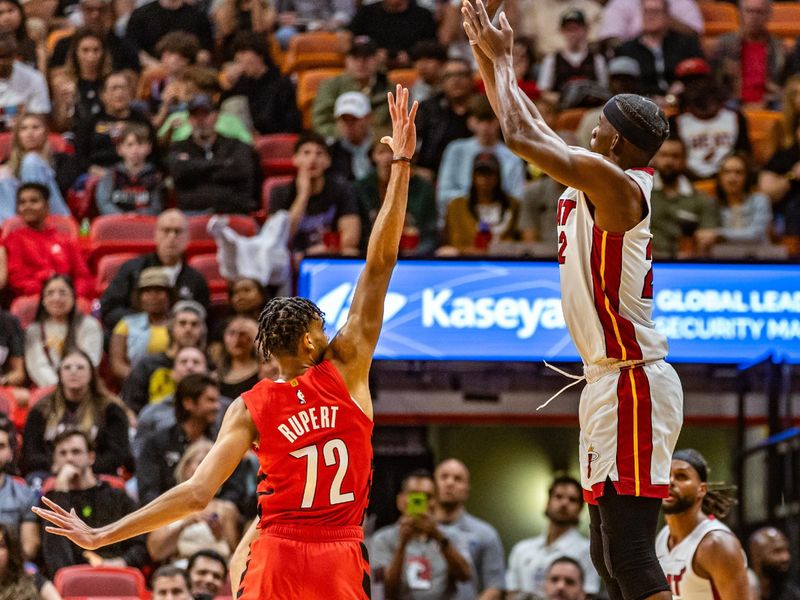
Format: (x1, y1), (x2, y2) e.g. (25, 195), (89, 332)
(662, 495), (696, 514)
(659, 169), (681, 186)
(545, 508), (580, 527)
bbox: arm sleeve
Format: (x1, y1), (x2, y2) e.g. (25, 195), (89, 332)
(92, 403), (132, 476)
(94, 170), (121, 215)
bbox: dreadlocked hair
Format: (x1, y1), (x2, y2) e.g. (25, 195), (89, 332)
(702, 483), (738, 519)
(256, 297), (325, 359)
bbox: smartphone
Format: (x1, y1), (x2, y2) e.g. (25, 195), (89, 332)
(406, 492), (429, 517)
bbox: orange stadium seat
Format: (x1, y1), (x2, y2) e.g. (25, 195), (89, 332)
(88, 214), (157, 266)
(296, 68), (344, 129)
(285, 51), (345, 74)
(388, 68), (419, 89)
(768, 3), (800, 40)
(186, 214), (258, 257)
(95, 253), (137, 295)
(55, 565), (147, 598)
(699, 2), (739, 36)
(254, 133), (299, 176)
(283, 31), (346, 73)
(743, 108), (783, 166)
(2, 214), (79, 239)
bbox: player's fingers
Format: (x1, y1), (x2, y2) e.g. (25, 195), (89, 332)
(476, 0), (491, 28)
(45, 526), (75, 538)
(380, 136), (393, 147)
(461, 1), (478, 30)
(40, 496), (73, 516)
(37, 510), (72, 528)
(409, 100), (419, 123)
(463, 20), (478, 42)
(499, 11), (511, 31)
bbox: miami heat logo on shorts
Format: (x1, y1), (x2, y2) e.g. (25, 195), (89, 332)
(586, 445), (599, 479)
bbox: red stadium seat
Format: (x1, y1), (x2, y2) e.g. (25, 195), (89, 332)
(188, 253), (228, 305)
(95, 253), (137, 295)
(9, 294), (39, 328)
(254, 133), (299, 177)
(256, 175), (294, 221)
(0, 132), (72, 163)
(2, 214), (79, 239)
(54, 565), (147, 598)
(88, 214), (157, 266)
(186, 214), (258, 258)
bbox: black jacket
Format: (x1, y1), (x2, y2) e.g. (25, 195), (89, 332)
(222, 69), (302, 135)
(415, 93), (472, 171)
(100, 252), (210, 330)
(616, 30), (704, 96)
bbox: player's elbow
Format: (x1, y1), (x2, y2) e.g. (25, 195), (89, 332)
(184, 479), (214, 511)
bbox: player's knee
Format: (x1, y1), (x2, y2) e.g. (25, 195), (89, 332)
(604, 527), (668, 600)
(589, 521), (612, 582)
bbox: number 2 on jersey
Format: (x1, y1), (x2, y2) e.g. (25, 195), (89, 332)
(290, 438), (355, 508)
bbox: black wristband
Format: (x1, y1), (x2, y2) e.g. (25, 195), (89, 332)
(392, 156), (412, 164)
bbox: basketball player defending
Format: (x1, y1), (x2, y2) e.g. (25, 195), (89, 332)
(656, 449), (749, 600)
(462, 3), (683, 600)
(33, 85), (419, 600)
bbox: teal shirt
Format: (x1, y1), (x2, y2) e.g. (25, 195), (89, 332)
(158, 111), (253, 145)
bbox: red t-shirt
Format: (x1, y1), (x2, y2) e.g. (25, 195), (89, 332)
(740, 40), (767, 104)
(242, 360), (374, 529)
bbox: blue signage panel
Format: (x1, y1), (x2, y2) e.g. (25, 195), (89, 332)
(297, 259), (800, 364)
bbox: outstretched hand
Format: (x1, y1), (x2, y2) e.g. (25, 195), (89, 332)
(462, 0), (514, 62)
(381, 84), (418, 160)
(33, 496), (104, 550)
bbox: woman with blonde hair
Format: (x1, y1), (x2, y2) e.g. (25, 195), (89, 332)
(21, 349), (132, 479)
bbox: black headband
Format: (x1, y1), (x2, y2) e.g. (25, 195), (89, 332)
(673, 449), (708, 482)
(602, 97), (664, 154)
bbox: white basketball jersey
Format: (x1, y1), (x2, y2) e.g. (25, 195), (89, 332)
(556, 168), (668, 366)
(656, 517), (737, 600)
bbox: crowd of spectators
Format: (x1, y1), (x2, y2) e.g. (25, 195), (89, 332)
(0, 0), (798, 597)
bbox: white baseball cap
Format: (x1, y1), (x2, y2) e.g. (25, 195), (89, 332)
(334, 91), (371, 119)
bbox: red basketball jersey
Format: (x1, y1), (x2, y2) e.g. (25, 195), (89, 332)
(241, 360), (374, 528)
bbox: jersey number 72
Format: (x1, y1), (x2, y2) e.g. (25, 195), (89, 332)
(290, 438), (355, 509)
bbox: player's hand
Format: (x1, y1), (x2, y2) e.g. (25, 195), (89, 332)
(398, 515), (415, 543)
(462, 0), (514, 61)
(32, 496), (104, 550)
(381, 84), (418, 160)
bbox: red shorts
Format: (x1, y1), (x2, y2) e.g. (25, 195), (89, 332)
(237, 525), (370, 600)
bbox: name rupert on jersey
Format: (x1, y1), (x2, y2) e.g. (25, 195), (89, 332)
(278, 406), (339, 443)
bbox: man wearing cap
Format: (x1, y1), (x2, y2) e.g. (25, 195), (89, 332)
(537, 10), (608, 96)
(101, 208), (209, 331)
(656, 449), (749, 600)
(166, 94), (260, 214)
(349, 0), (437, 69)
(221, 32), (301, 135)
(328, 91), (374, 181)
(312, 35), (391, 139)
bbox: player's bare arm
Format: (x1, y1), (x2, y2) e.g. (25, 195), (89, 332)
(230, 518), (259, 595)
(462, 0), (643, 233)
(33, 398), (257, 549)
(327, 85), (417, 412)
(693, 530), (751, 600)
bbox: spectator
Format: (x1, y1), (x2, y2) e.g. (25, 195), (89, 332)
(22, 350), (132, 478)
(749, 527), (800, 600)
(506, 476), (599, 598)
(125, 0), (213, 66)
(212, 0), (274, 63)
(73, 70), (154, 175)
(542, 557), (586, 600)
(187, 549), (228, 599)
(151, 565), (192, 600)
(122, 300), (207, 414)
(356, 137), (438, 256)
(0, 0), (38, 69)
(408, 40), (447, 103)
(537, 9), (608, 96)
(100, 208), (209, 331)
(650, 137), (720, 259)
(0, 416), (39, 561)
(440, 152), (520, 255)
(349, 0), (437, 69)
(671, 79), (751, 179)
(475, 35), (541, 102)
(0, 33), (50, 131)
(216, 317), (259, 399)
(518, 174), (565, 247)
(512, 0), (602, 57)
(207, 277), (267, 363)
(328, 91), (373, 181)
(434, 459), (505, 600)
(779, 75), (800, 151)
(0, 182), (94, 300)
(312, 36), (391, 139)
(696, 153), (771, 253)
(138, 32), (199, 115)
(598, 0), (703, 46)
(36, 428), (147, 578)
(109, 267), (173, 380)
(0, 312), (26, 426)
(268, 131), (361, 260)
(615, 0), (703, 98)
(49, 0), (140, 72)
(713, 0), (785, 108)
(415, 58), (474, 176)
(24, 275), (103, 388)
(0, 522), (61, 600)
(95, 122), (163, 215)
(146, 439), (240, 563)
(221, 32), (301, 135)
(272, 0), (352, 49)
(57, 29), (111, 125)
(760, 114), (800, 243)
(167, 93), (259, 214)
(0, 113), (76, 219)
(370, 469), (472, 600)
(437, 95), (525, 220)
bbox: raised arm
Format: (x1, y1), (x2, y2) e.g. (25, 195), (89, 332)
(462, 1), (642, 232)
(33, 398), (257, 550)
(328, 86), (417, 393)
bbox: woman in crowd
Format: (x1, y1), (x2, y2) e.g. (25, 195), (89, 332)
(21, 349), (132, 478)
(146, 438), (240, 565)
(216, 316), (259, 399)
(212, 0), (274, 62)
(0, 309), (27, 429)
(440, 152), (520, 255)
(0, 523), (62, 600)
(208, 277), (267, 363)
(0, 0), (38, 68)
(109, 267), (173, 380)
(24, 275), (103, 388)
(0, 113), (78, 216)
(56, 29), (112, 126)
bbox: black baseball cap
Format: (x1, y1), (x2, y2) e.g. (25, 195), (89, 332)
(348, 36), (378, 57)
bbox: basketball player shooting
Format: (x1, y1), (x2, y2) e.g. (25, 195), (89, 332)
(33, 85), (419, 600)
(462, 2), (683, 599)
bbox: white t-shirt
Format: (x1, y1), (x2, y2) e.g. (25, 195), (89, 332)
(0, 62), (51, 128)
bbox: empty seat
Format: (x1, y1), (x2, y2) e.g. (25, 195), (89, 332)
(95, 253), (138, 295)
(296, 68), (344, 129)
(254, 133), (299, 176)
(743, 108), (782, 166)
(54, 565), (147, 598)
(768, 3), (800, 39)
(699, 2), (739, 36)
(283, 32), (346, 73)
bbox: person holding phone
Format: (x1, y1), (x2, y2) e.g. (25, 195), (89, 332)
(370, 469), (472, 599)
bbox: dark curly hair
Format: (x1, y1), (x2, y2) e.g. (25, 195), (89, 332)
(256, 297), (325, 360)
